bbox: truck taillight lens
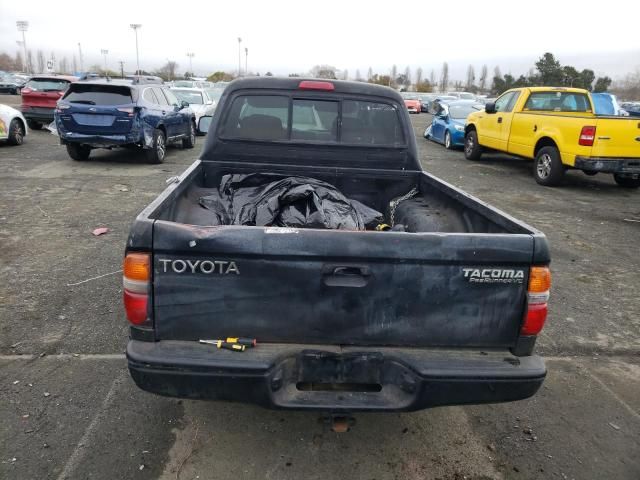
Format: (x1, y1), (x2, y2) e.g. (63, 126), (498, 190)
(579, 126), (596, 146)
(522, 266), (551, 336)
(123, 252), (150, 325)
(117, 107), (135, 116)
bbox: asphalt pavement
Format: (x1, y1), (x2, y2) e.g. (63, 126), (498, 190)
(1, 96), (638, 479)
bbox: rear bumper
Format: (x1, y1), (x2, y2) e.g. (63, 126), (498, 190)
(575, 156), (640, 174)
(58, 130), (142, 148)
(22, 107), (54, 123)
(127, 340), (546, 412)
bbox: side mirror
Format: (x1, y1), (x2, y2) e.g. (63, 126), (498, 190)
(180, 100), (190, 109)
(485, 102), (497, 114)
(198, 115), (213, 134)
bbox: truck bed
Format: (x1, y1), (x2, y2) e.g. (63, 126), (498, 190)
(153, 160), (527, 235)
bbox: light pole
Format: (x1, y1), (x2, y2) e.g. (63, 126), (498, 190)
(186, 53), (194, 77)
(237, 37), (242, 77)
(130, 24), (142, 74)
(245, 47), (248, 76)
(119, 61), (125, 78)
(78, 43), (84, 72)
(101, 49), (109, 72)
(16, 21), (28, 73)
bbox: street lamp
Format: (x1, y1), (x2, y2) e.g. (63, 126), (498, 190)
(186, 53), (194, 77)
(101, 49), (109, 72)
(78, 43), (84, 72)
(16, 21), (29, 74)
(237, 37), (242, 77)
(130, 24), (142, 74)
(245, 47), (248, 76)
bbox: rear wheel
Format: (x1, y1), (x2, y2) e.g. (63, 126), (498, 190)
(7, 119), (25, 145)
(444, 131), (453, 150)
(66, 144), (91, 161)
(613, 174), (640, 188)
(533, 146), (565, 186)
(146, 129), (166, 164)
(464, 130), (482, 160)
(27, 120), (42, 130)
(182, 121), (196, 148)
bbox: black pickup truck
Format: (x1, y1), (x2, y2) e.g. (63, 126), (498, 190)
(124, 77), (551, 412)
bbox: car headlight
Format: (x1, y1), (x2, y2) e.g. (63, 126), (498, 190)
(454, 125), (464, 132)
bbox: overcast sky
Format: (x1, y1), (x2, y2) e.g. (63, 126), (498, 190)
(1, 0), (639, 79)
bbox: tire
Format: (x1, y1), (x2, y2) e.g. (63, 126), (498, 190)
(27, 120), (42, 130)
(66, 144), (91, 161)
(444, 131), (453, 150)
(613, 174), (640, 188)
(146, 128), (167, 164)
(7, 119), (25, 146)
(182, 121), (196, 148)
(533, 146), (565, 186)
(464, 130), (482, 160)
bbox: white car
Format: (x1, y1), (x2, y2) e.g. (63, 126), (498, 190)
(170, 87), (217, 134)
(0, 104), (28, 145)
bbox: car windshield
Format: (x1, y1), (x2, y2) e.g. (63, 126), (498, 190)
(172, 90), (204, 105)
(173, 81), (194, 88)
(25, 78), (69, 91)
(402, 94), (419, 100)
(448, 104), (482, 119)
(459, 93), (475, 100)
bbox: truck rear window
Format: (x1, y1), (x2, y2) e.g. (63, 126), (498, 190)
(524, 92), (592, 113)
(220, 95), (404, 145)
(63, 84), (133, 106)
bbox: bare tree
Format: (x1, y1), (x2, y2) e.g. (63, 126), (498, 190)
(355, 69), (363, 81)
(26, 50), (34, 73)
(494, 66), (502, 79)
(390, 65), (397, 87)
(367, 67), (373, 81)
(429, 69), (436, 86)
(15, 51), (24, 71)
(72, 55), (78, 73)
(403, 66), (411, 89)
(59, 57), (69, 74)
(342, 69), (349, 80)
(37, 50), (45, 73)
(310, 64), (338, 79)
(415, 67), (423, 86)
(440, 62), (449, 93)
(479, 65), (488, 92)
(466, 65), (475, 90)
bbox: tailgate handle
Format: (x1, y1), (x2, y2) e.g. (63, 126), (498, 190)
(323, 265), (370, 288)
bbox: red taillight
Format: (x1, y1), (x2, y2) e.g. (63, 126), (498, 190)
(123, 252), (150, 326)
(298, 80), (335, 91)
(123, 290), (148, 325)
(521, 266), (551, 336)
(579, 126), (596, 146)
(522, 304), (547, 335)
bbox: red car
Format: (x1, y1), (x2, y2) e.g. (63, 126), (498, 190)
(402, 93), (421, 114)
(21, 75), (77, 130)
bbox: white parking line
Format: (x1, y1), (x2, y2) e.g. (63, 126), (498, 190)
(56, 372), (126, 480)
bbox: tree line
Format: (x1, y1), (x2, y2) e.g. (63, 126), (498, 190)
(1, 50), (637, 99)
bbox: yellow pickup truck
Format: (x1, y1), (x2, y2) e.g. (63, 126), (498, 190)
(464, 87), (640, 188)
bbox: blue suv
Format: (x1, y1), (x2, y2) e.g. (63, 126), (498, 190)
(55, 79), (196, 163)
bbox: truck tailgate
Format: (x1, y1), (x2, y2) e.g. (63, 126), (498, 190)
(152, 221), (532, 348)
(591, 118), (640, 158)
